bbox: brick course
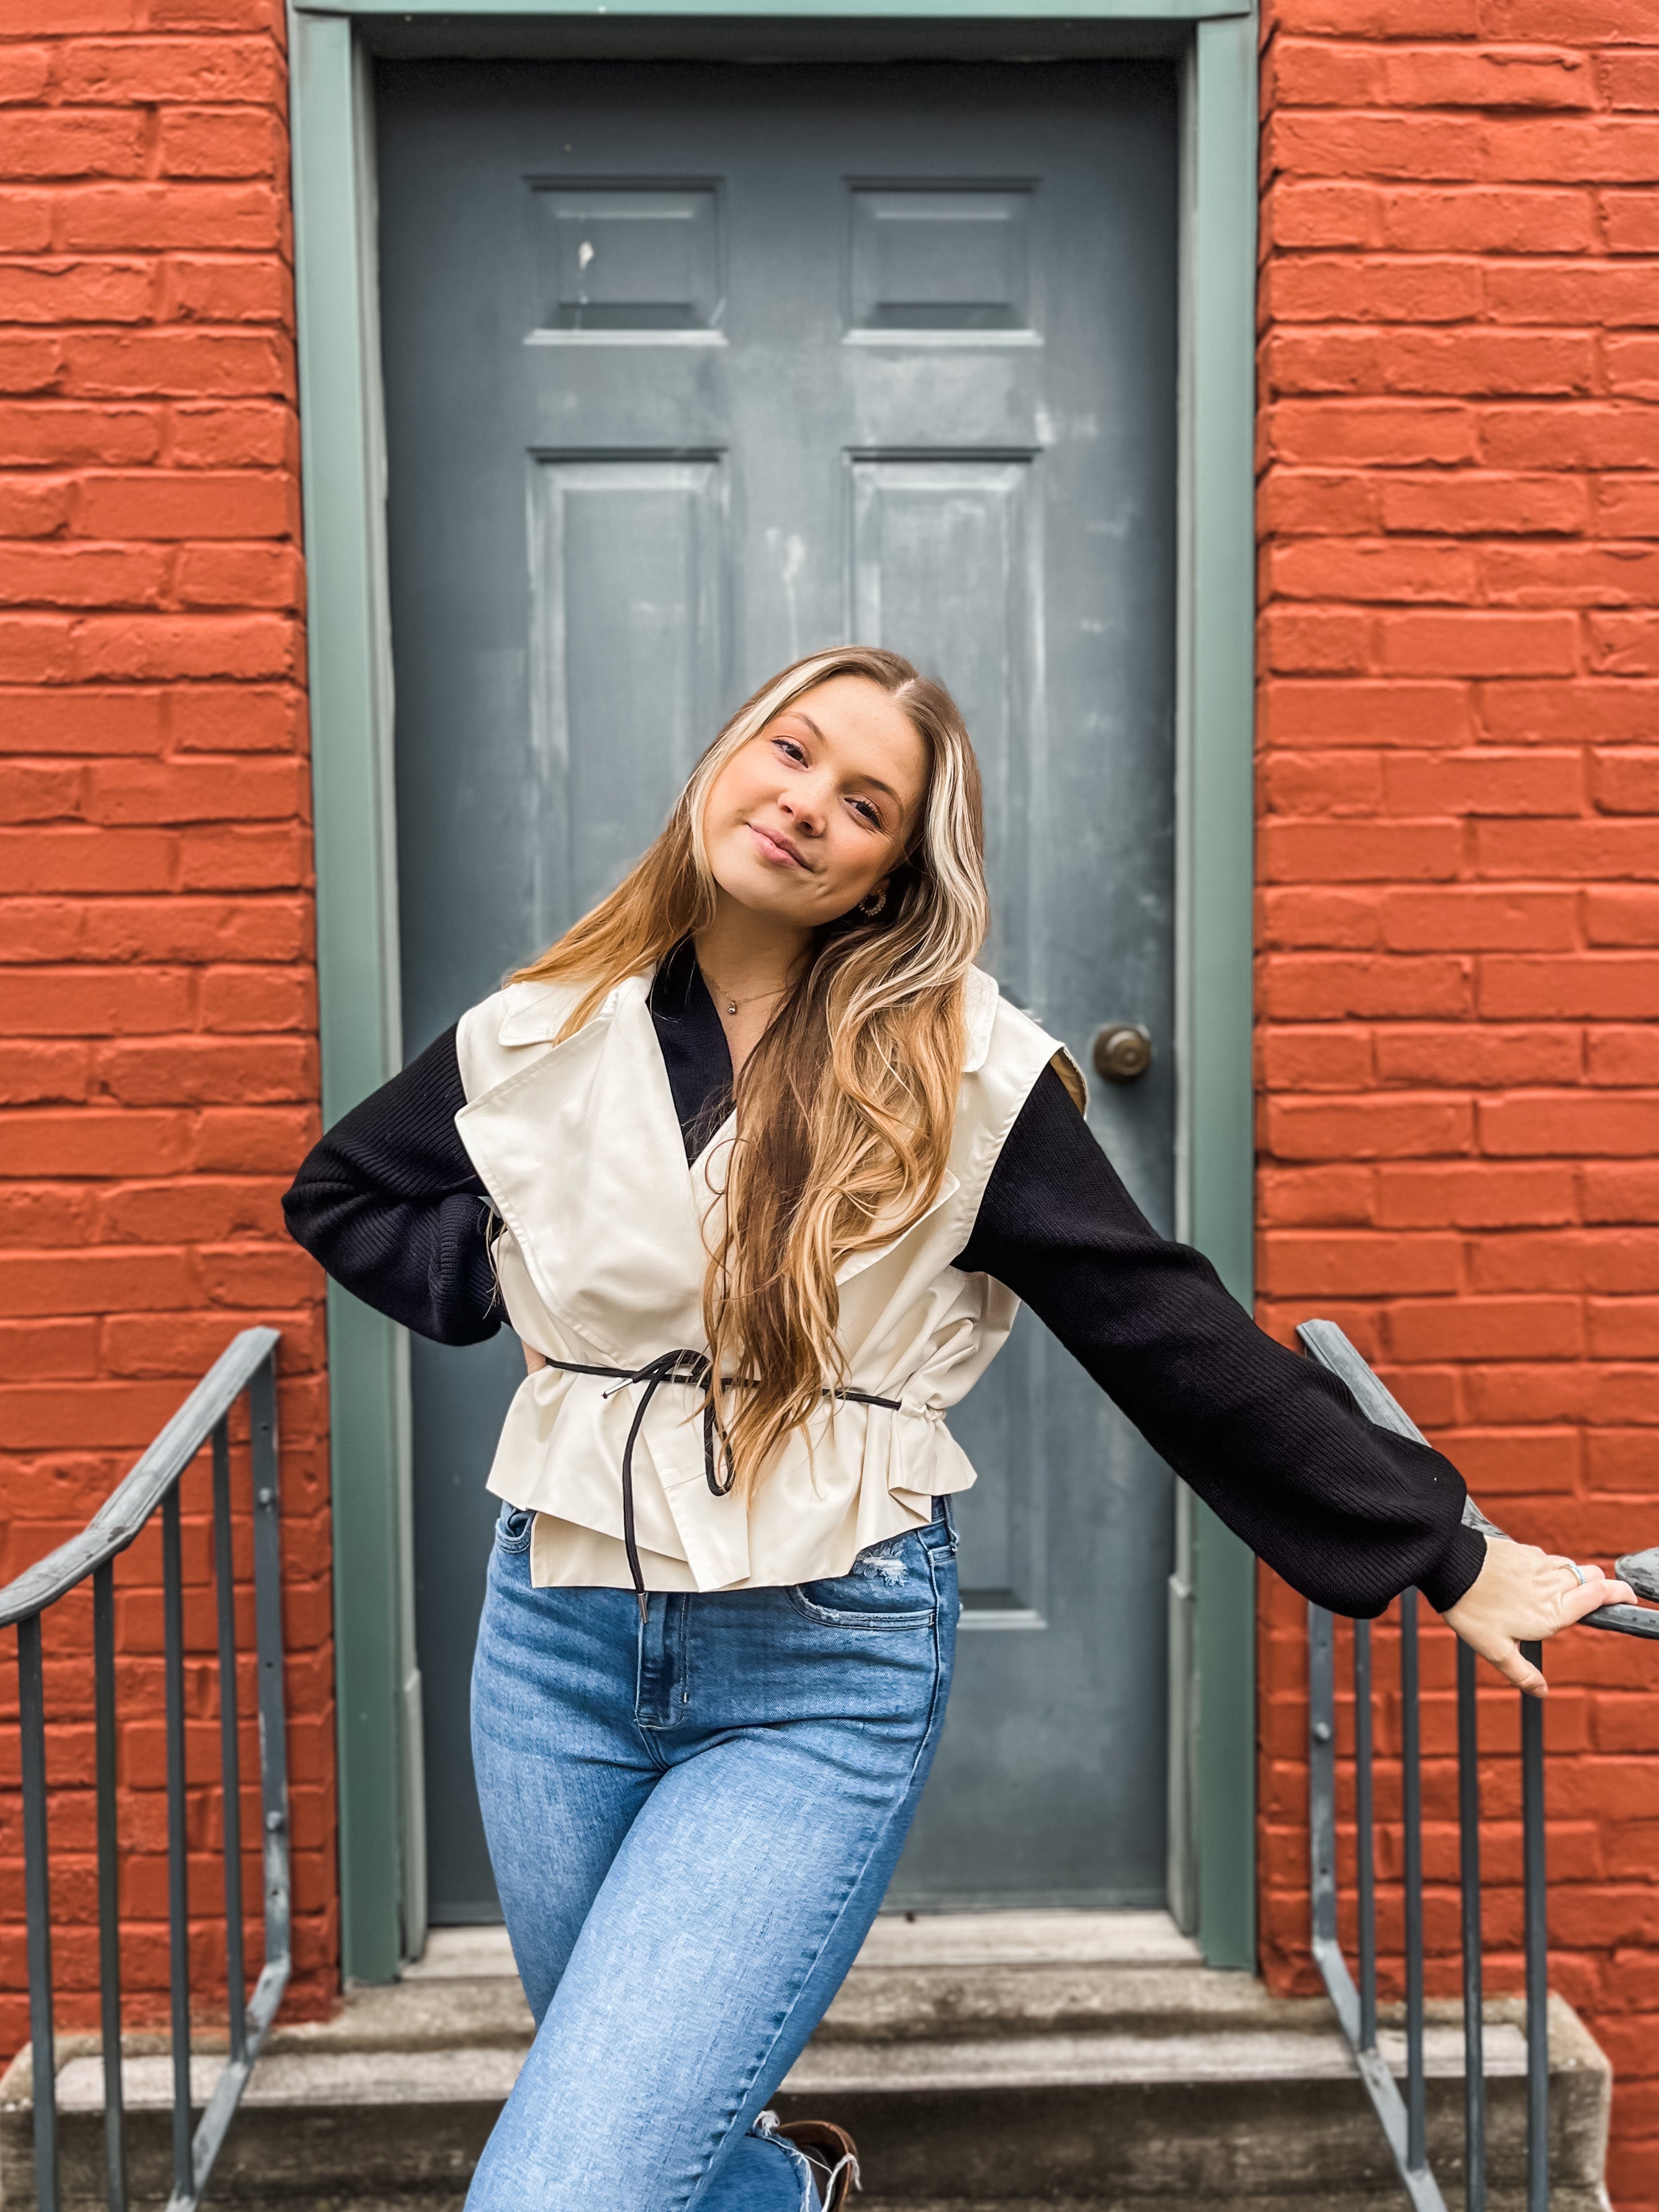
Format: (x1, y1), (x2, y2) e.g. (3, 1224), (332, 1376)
(1257, 7), (1659, 2202)
(0, 0), (335, 2058)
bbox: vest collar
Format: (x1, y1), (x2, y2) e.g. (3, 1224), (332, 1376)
(495, 972), (632, 1048)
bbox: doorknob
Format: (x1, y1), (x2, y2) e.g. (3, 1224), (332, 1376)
(1092, 1023), (1154, 1085)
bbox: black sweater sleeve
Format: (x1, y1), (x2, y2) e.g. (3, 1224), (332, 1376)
(958, 1066), (1487, 1621)
(282, 1025), (502, 1346)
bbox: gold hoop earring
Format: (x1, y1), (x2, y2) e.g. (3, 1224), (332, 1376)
(858, 886), (888, 918)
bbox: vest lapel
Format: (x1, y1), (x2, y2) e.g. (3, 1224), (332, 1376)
(457, 973), (711, 1362)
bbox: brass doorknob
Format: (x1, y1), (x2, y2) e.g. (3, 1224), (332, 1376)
(1092, 1023), (1153, 1085)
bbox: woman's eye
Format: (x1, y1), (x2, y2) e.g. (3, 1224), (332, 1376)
(850, 797), (882, 828)
(773, 737), (806, 763)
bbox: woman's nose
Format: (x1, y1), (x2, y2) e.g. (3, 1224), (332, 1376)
(778, 783), (825, 835)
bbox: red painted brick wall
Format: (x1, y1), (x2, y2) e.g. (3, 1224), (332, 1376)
(1256, 5), (1659, 2204)
(0, 0), (335, 2053)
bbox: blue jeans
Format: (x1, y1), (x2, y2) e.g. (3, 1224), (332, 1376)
(465, 1498), (960, 2211)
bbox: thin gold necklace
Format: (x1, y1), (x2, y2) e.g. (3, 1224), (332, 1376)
(701, 968), (789, 1018)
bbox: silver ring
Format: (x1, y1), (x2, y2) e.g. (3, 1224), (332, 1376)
(1570, 1562), (1587, 1588)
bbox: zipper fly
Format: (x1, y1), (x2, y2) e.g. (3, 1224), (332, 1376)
(634, 1591), (691, 1734)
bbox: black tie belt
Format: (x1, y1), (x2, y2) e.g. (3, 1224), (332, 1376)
(539, 1351), (902, 1614)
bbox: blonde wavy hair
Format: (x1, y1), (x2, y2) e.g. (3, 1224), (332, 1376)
(512, 645), (989, 1492)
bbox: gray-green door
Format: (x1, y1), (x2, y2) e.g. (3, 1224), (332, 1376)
(377, 58), (1177, 1923)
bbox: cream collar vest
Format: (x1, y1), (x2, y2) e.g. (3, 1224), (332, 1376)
(454, 964), (1074, 1593)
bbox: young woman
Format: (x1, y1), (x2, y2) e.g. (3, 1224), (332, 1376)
(285, 645), (1632, 2212)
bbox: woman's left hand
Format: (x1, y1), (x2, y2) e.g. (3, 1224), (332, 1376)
(1444, 1540), (1637, 1697)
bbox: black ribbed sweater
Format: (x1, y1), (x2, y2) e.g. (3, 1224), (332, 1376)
(282, 946), (1486, 1619)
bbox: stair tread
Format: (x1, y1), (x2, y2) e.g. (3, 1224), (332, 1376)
(43, 2013), (1576, 2114)
(791, 2018), (1535, 2093)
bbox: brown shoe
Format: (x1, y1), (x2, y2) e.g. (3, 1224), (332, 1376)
(775, 2118), (860, 2208)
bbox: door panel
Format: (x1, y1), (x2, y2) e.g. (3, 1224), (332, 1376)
(851, 454), (1039, 989)
(377, 58), (1178, 1922)
(530, 456), (729, 917)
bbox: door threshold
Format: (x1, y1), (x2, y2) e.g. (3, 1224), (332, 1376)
(403, 1925), (516, 1980)
(859, 1907), (1200, 1970)
(405, 1905), (1200, 1984)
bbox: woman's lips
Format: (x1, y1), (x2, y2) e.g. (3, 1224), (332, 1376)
(747, 822), (807, 870)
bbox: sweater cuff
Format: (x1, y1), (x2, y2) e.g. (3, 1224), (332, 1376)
(1420, 1521), (1488, 1616)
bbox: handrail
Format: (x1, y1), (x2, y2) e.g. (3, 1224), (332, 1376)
(0, 1329), (279, 1629)
(1298, 1319), (1655, 2212)
(6, 1328), (290, 2212)
(1299, 1318), (1659, 1642)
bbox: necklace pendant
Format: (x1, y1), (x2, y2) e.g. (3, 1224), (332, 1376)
(727, 999), (737, 1015)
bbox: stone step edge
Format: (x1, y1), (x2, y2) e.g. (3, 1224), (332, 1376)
(22, 2013), (1599, 2117)
(0, 1982), (1603, 2094)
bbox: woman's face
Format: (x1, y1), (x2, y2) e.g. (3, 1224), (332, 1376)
(702, 675), (928, 928)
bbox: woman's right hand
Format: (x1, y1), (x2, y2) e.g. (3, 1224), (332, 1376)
(1444, 1539), (1636, 1697)
(523, 1340), (546, 1374)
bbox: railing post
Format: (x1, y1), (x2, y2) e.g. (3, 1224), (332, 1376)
(17, 1614), (58, 2212)
(1308, 1603), (1338, 1957)
(93, 1562), (128, 2212)
(1354, 1617), (1377, 2054)
(163, 1485), (194, 2203)
(1456, 1638), (1485, 2212)
(250, 1352), (292, 1979)
(1521, 1643), (1548, 2212)
(1400, 1587), (1427, 2177)
(212, 1419), (248, 2068)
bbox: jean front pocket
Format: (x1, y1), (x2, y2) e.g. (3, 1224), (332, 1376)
(785, 1532), (938, 1631)
(493, 1503), (535, 1554)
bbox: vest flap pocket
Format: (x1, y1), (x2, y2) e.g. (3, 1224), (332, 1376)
(485, 1368), (693, 1567)
(654, 1450), (752, 1591)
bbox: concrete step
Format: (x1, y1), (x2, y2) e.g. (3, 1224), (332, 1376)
(0, 1913), (1612, 2210)
(776, 2000), (1610, 2209)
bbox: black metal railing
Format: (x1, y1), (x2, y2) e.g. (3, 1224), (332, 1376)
(1300, 1318), (1658, 2212)
(4, 1328), (290, 2212)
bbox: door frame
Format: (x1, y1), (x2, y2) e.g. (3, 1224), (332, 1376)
(287, 0), (1259, 1982)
